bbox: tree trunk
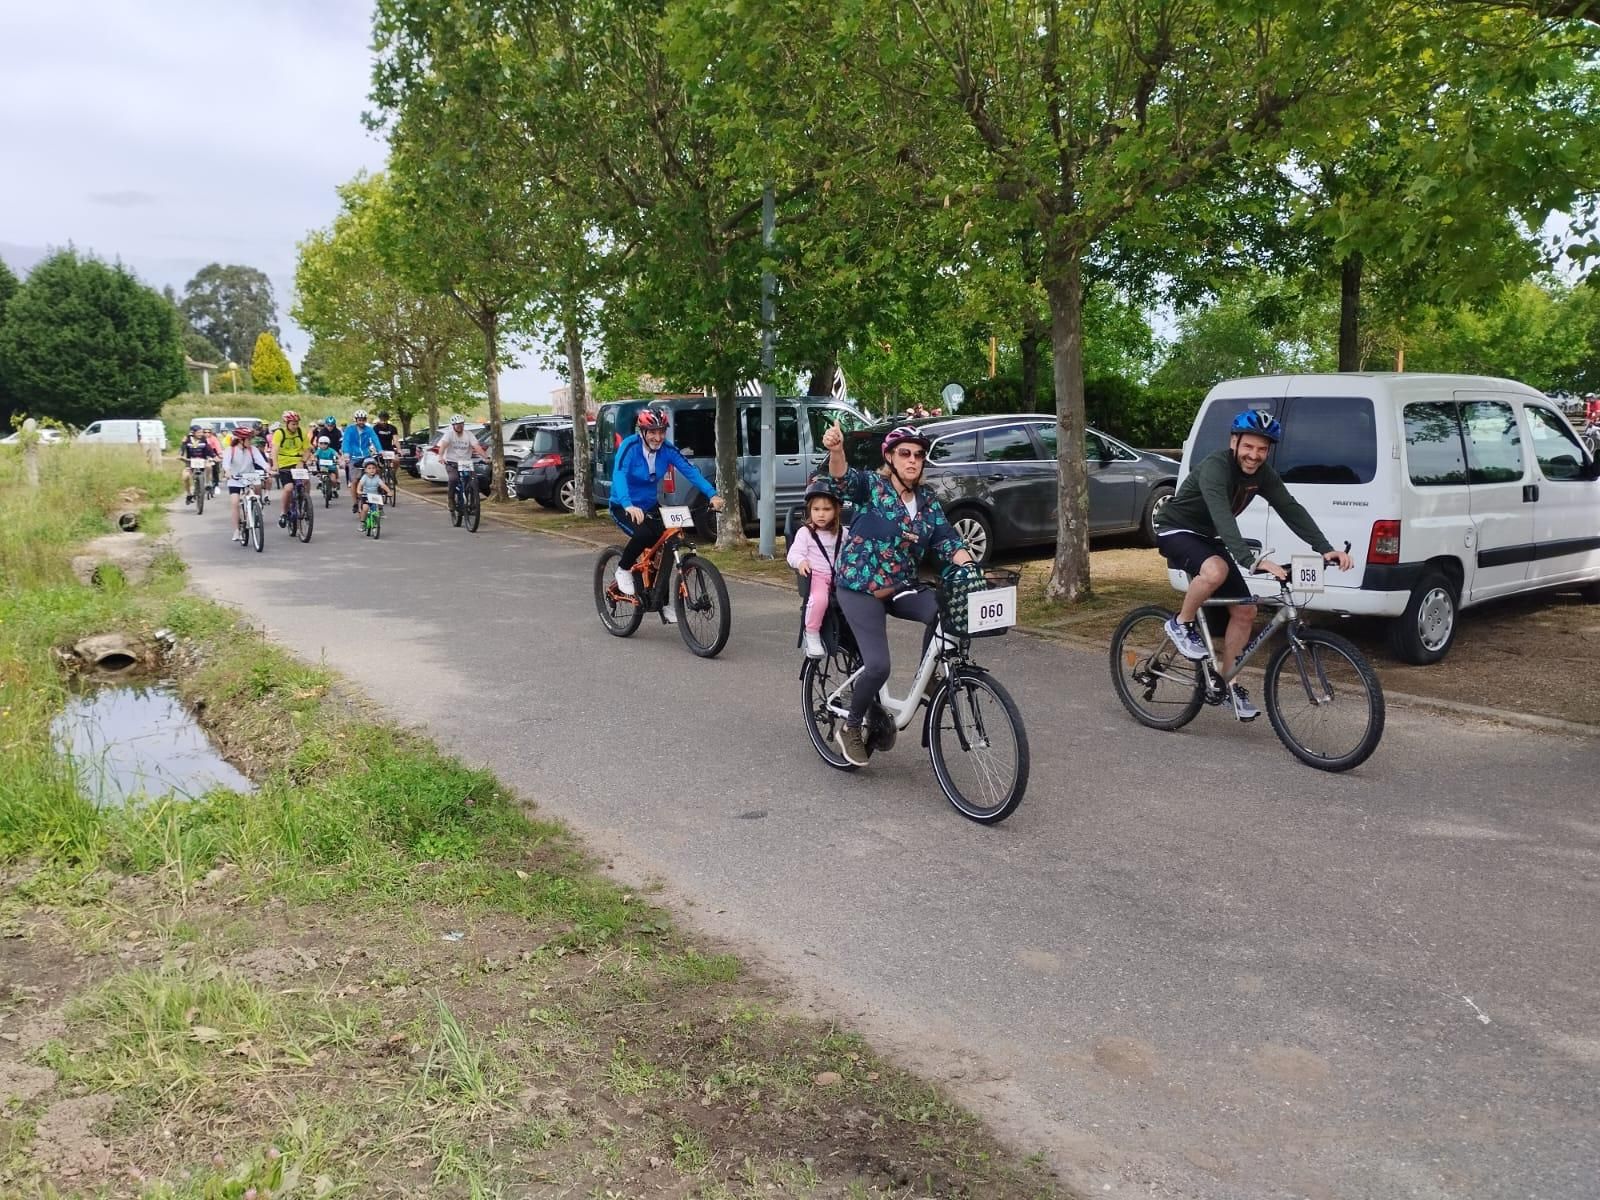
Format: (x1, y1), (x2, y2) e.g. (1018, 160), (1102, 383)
(563, 306), (594, 518)
(1044, 248), (1091, 604)
(714, 371), (743, 549)
(480, 309), (507, 502)
(1339, 252), (1363, 372)
(806, 356), (836, 397)
(1020, 320), (1043, 411)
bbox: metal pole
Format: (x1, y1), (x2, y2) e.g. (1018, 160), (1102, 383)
(757, 182), (777, 558)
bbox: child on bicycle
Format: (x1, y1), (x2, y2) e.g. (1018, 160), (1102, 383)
(313, 436), (340, 494)
(355, 458), (391, 521)
(787, 476), (844, 658)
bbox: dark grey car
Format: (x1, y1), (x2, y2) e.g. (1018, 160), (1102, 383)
(837, 415), (1179, 563)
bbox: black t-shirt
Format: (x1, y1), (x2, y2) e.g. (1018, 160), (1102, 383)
(372, 421), (398, 451)
(180, 436), (215, 459)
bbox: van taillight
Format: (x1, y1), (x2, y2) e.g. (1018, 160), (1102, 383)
(1368, 520), (1401, 564)
(613, 432), (622, 448)
(664, 469), (675, 494)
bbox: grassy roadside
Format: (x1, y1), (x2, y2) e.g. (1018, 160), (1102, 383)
(0, 447), (1068, 1198)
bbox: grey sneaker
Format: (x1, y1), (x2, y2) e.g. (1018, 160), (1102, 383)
(835, 724), (870, 767)
(1230, 684), (1260, 722)
(1163, 616), (1208, 661)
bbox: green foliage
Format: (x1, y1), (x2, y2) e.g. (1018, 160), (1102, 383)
(180, 264), (279, 367)
(248, 331), (298, 394)
(1399, 278), (1600, 392)
(0, 250), (187, 424)
(0, 256), (18, 430)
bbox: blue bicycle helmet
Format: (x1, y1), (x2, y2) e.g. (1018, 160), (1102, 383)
(1230, 409), (1282, 442)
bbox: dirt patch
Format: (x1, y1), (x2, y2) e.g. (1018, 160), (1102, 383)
(33, 1094), (114, 1179)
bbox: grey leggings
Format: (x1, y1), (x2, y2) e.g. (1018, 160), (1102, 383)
(836, 585), (939, 727)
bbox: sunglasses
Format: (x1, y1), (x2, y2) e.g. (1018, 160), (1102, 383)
(892, 447), (926, 461)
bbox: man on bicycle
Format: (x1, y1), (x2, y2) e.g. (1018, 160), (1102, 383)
(271, 410), (311, 527)
(820, 422), (976, 767)
(372, 410), (399, 456)
(1155, 408), (1354, 721)
(180, 423), (216, 505)
(608, 407), (726, 611)
(341, 409), (383, 511)
(431, 414), (488, 505)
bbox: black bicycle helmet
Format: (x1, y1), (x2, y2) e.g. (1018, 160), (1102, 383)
(803, 475), (842, 504)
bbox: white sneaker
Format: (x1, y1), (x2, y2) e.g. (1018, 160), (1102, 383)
(231, 531), (242, 543)
(661, 606), (677, 625)
(614, 566), (635, 596)
(803, 631), (825, 658)
(1230, 684), (1260, 722)
(1163, 616), (1208, 661)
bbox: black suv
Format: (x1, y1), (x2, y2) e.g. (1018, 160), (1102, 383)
(512, 422), (578, 510)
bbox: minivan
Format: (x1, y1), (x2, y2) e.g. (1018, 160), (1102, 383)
(76, 418), (168, 449)
(591, 395), (875, 530)
(1179, 374), (1600, 663)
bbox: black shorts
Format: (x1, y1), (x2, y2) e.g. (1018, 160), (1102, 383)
(1157, 531), (1250, 599)
(275, 468), (298, 487)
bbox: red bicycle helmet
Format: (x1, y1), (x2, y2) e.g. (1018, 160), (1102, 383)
(881, 425), (932, 457)
(636, 407), (669, 431)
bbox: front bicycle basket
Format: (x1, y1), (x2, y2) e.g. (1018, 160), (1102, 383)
(939, 566), (1020, 640)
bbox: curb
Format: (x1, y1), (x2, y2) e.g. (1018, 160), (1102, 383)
(402, 484), (1597, 739)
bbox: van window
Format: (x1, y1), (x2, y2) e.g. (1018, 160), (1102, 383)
(83, 422), (101, 435)
(1403, 403), (1468, 486)
(742, 406), (799, 456)
(1277, 396), (1375, 484)
(1192, 399), (1278, 462)
(981, 424), (1036, 462)
(1461, 400), (1524, 484)
(808, 405), (872, 447)
(1525, 404), (1586, 481)
(929, 431), (977, 464)
(673, 408), (717, 460)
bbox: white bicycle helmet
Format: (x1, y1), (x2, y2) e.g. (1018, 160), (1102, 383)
(318, 436), (331, 446)
(352, 409), (368, 420)
(450, 413), (466, 425)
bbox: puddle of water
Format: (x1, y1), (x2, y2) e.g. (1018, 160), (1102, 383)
(50, 683), (254, 806)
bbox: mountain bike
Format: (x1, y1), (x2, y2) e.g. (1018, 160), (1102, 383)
(319, 461), (340, 507)
(1110, 549), (1384, 771)
(235, 473), (266, 554)
(594, 503), (731, 658)
(380, 450), (400, 507)
(187, 456), (211, 515)
(284, 468), (314, 543)
(447, 465), (481, 533)
(362, 493), (385, 539)
(800, 568), (1029, 824)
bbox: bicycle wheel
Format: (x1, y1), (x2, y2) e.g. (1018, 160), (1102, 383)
(450, 482), (463, 527)
(1263, 628), (1385, 771)
(465, 478), (481, 532)
(297, 489), (314, 543)
(250, 500), (265, 553)
(322, 477), (333, 508)
(193, 476), (205, 516)
(801, 651), (861, 771)
(1109, 606), (1205, 731)
(593, 546), (645, 637)
(927, 669), (1029, 824)
(673, 555), (731, 658)
(372, 509), (382, 540)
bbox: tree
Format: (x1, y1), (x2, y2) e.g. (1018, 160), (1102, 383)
(249, 331), (298, 394)
(180, 263), (280, 366)
(0, 258), (18, 431)
(0, 249), (186, 425)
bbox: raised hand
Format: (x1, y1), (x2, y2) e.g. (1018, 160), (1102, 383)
(821, 422), (843, 452)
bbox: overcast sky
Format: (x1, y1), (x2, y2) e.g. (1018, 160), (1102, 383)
(0, 0), (559, 402)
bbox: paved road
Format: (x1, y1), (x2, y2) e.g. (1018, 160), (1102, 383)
(171, 488), (1600, 1200)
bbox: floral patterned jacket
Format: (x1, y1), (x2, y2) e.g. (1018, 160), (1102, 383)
(833, 467), (965, 595)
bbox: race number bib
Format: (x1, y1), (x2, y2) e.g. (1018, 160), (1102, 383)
(661, 505), (695, 528)
(1290, 555), (1325, 593)
(382, 451), (397, 460)
(367, 495), (385, 507)
(189, 457), (207, 469)
(967, 586), (1018, 633)
(290, 468), (310, 481)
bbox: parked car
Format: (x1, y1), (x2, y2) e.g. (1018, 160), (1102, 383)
(513, 421), (581, 509)
(591, 395), (875, 531)
(76, 418), (168, 450)
(419, 423), (494, 496)
(397, 429), (432, 477)
(0, 428), (65, 445)
(1177, 373), (1600, 663)
(189, 416), (259, 439)
(828, 414), (1180, 562)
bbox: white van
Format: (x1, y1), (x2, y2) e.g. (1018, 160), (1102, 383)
(76, 419), (168, 450)
(1177, 374), (1600, 663)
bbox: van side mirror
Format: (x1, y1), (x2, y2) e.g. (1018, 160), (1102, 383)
(1582, 455), (1600, 482)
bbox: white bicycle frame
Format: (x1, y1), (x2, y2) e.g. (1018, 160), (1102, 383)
(819, 623), (962, 733)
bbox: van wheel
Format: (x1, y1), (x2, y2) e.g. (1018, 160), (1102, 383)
(1388, 570), (1457, 664)
(1578, 578), (1600, 603)
(1140, 485), (1174, 547)
(949, 509), (992, 565)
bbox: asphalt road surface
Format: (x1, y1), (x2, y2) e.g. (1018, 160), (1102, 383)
(171, 489), (1600, 1200)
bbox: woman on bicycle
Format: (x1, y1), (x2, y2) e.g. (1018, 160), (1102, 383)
(222, 425), (270, 543)
(820, 422), (976, 766)
(608, 407), (726, 598)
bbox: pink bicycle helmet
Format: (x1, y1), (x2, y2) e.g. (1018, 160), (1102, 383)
(881, 425), (932, 457)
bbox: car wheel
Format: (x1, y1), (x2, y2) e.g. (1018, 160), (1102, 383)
(1140, 485), (1174, 547)
(535, 495), (561, 510)
(1387, 569), (1458, 664)
(556, 473), (576, 513)
(949, 508), (993, 565)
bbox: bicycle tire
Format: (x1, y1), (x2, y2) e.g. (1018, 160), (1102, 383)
(928, 668), (1029, 824)
(1263, 628), (1385, 772)
(800, 651), (861, 772)
(673, 555), (731, 658)
(1109, 605), (1205, 731)
(372, 509), (381, 540)
(250, 500), (265, 553)
(322, 477), (333, 508)
(465, 478), (481, 532)
(594, 546), (645, 637)
(193, 477), (205, 516)
(297, 488), (314, 543)
(450, 482), (463, 527)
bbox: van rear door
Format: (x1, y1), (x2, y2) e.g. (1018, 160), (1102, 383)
(1456, 392), (1534, 602)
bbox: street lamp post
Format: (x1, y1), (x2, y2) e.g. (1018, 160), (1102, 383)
(226, 362), (239, 394)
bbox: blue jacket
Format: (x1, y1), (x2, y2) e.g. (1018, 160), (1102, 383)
(342, 423), (382, 460)
(609, 434), (717, 513)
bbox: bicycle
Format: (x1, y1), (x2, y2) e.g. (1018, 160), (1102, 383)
(800, 568), (1029, 824)
(283, 468), (315, 543)
(1581, 422), (1600, 459)
(234, 473), (266, 554)
(362, 493), (386, 539)
(187, 456), (210, 515)
(593, 503), (731, 658)
(1109, 548), (1385, 771)
(318, 461), (340, 508)
(446, 464), (481, 533)
(380, 450), (400, 507)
